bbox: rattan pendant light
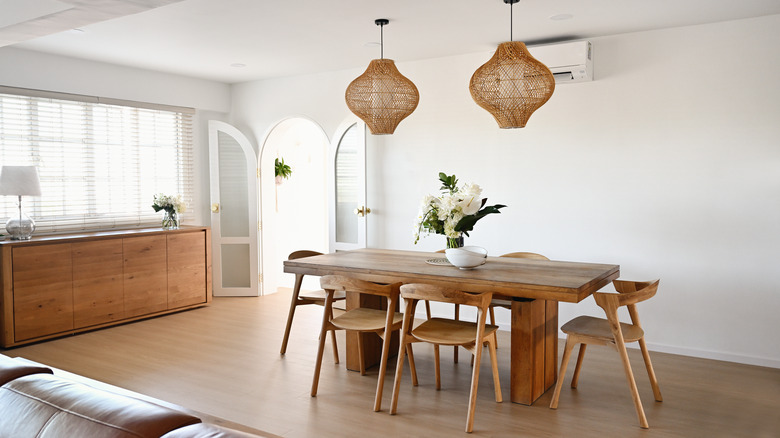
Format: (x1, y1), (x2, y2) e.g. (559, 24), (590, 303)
(470, 0), (555, 128)
(345, 19), (419, 135)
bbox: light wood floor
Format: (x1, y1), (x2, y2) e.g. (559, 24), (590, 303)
(5, 291), (779, 437)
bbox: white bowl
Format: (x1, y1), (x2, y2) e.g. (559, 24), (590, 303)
(445, 246), (488, 269)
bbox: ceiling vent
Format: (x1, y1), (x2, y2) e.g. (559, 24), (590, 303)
(529, 40), (593, 83)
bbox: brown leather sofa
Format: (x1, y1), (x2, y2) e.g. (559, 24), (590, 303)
(0, 354), (270, 438)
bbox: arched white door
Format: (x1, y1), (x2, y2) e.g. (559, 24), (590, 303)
(329, 119), (368, 251)
(208, 120), (259, 296)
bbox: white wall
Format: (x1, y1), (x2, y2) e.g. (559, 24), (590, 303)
(231, 14), (780, 368)
(0, 46), (231, 227)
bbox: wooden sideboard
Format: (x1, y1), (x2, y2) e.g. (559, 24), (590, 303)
(0, 227), (212, 348)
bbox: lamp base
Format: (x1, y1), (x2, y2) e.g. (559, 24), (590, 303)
(5, 214), (35, 240)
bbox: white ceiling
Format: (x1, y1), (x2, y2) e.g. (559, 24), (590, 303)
(3, 0), (780, 84)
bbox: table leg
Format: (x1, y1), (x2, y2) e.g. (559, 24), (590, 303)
(510, 298), (558, 405)
(545, 300), (559, 390)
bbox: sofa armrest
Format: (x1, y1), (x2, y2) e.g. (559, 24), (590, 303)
(6, 356), (280, 438)
(0, 354), (53, 386)
(0, 374), (201, 438)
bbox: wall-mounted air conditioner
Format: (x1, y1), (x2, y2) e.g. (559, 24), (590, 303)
(529, 40), (593, 83)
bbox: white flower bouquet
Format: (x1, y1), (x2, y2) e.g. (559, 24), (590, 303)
(152, 193), (186, 214)
(414, 172), (506, 248)
(152, 193), (186, 229)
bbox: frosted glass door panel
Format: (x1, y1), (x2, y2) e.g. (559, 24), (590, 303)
(221, 244), (251, 288)
(335, 124), (359, 244)
(328, 119), (366, 252)
(218, 132), (250, 238)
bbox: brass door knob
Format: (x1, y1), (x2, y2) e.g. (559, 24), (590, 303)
(211, 203), (220, 213)
(354, 206), (371, 217)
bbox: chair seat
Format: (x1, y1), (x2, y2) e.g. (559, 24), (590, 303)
(412, 318), (499, 346)
(332, 308), (403, 332)
(299, 289), (347, 301)
(561, 315), (644, 343)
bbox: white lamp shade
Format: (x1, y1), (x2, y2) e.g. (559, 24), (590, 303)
(0, 166), (42, 196)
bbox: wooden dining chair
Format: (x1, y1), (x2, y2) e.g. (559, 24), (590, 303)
(389, 283), (502, 433)
(454, 252), (551, 368)
(427, 249), (465, 363)
(549, 279), (663, 429)
(280, 250), (346, 363)
(311, 275), (404, 412)
(448, 251), (549, 362)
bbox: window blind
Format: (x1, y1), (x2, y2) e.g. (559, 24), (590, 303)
(0, 89), (194, 234)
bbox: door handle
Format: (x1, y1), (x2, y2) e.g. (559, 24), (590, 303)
(211, 203), (220, 213)
(354, 206), (371, 217)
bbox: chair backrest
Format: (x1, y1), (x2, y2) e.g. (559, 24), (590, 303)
(320, 275), (401, 299)
(593, 279), (659, 309)
(500, 252), (549, 260)
(593, 279), (660, 328)
(288, 251), (324, 289)
(399, 283), (492, 311)
(289, 250), (323, 260)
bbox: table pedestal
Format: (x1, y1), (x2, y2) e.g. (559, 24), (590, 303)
(511, 299), (558, 405)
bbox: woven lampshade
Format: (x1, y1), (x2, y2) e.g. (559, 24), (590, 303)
(469, 41), (555, 128)
(345, 58), (419, 135)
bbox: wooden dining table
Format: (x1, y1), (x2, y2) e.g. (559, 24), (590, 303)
(283, 248), (619, 405)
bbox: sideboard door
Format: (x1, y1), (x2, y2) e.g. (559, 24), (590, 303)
(167, 231), (207, 309)
(73, 239), (124, 328)
(123, 235), (167, 318)
(13, 243), (73, 341)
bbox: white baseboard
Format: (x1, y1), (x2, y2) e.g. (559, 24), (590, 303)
(418, 309), (780, 370)
(641, 342), (780, 369)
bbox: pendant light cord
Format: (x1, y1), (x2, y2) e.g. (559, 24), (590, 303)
(375, 19), (389, 59)
(510, 0), (514, 42)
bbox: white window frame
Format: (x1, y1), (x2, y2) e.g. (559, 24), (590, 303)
(0, 86), (194, 234)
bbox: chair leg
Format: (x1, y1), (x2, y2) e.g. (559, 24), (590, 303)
(311, 291), (336, 397)
(453, 303), (460, 363)
(487, 337), (502, 403)
(434, 344), (441, 390)
(406, 344), (418, 387)
(373, 329), (394, 412)
(571, 343), (587, 388)
(489, 306), (498, 349)
(615, 336), (649, 428)
(329, 330), (339, 364)
(311, 328), (330, 397)
(638, 337), (663, 402)
(357, 332), (366, 375)
(549, 336), (577, 409)
(390, 339), (410, 415)
(465, 337), (484, 433)
(280, 289), (302, 355)
(468, 308), (499, 367)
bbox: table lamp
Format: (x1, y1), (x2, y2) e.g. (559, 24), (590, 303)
(0, 166), (42, 240)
